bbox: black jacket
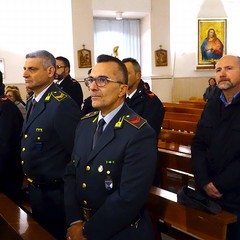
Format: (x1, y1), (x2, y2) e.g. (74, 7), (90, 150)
(192, 92), (240, 208)
(57, 75), (83, 110)
(0, 97), (23, 201)
(125, 80), (165, 137)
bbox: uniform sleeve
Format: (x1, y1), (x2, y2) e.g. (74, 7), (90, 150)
(54, 98), (81, 154)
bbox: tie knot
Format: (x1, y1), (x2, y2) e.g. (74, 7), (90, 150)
(32, 99), (37, 105)
(98, 118), (105, 127)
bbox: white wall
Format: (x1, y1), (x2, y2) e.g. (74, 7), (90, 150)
(1, 0), (240, 102)
(0, 0), (74, 84)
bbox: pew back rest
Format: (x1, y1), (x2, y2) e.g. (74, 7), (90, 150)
(147, 186), (237, 240)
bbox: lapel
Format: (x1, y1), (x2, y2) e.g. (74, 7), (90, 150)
(85, 104), (128, 164)
(22, 84), (55, 132)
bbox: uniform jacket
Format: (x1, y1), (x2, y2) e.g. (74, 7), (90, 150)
(21, 83), (81, 181)
(0, 97), (23, 199)
(125, 80), (165, 137)
(57, 75), (83, 110)
(192, 93), (240, 208)
(64, 103), (157, 240)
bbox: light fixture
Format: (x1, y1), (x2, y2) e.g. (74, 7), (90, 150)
(116, 12), (123, 20)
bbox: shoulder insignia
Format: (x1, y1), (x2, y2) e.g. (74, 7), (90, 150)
(124, 114), (147, 129)
(47, 91), (67, 102)
(146, 90), (155, 97)
(81, 111), (99, 120)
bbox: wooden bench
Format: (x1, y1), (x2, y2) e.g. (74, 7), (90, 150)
(163, 102), (205, 109)
(0, 193), (54, 240)
(159, 129), (195, 146)
(158, 148), (193, 192)
(164, 106), (203, 116)
(147, 186), (237, 240)
(164, 112), (200, 122)
(162, 119), (197, 133)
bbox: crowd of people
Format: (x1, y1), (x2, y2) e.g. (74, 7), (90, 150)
(1, 50), (240, 240)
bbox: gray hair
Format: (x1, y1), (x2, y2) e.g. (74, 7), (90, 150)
(26, 50), (56, 69)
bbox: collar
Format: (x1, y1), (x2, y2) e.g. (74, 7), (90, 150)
(34, 83), (53, 102)
(220, 91), (240, 107)
(98, 102), (124, 130)
(126, 89), (137, 99)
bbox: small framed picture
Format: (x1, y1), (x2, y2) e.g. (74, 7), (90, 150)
(155, 49), (168, 67)
(78, 48), (92, 68)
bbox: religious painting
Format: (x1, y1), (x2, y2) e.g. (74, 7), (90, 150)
(78, 47), (92, 68)
(155, 48), (168, 67)
(198, 19), (226, 67)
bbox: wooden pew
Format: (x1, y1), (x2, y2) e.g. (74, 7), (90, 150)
(162, 119), (197, 133)
(164, 106), (203, 116)
(164, 112), (200, 122)
(147, 186), (237, 240)
(0, 193), (54, 240)
(163, 102), (205, 109)
(158, 148), (193, 192)
(159, 129), (195, 146)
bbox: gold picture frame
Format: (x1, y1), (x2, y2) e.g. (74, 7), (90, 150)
(78, 46), (92, 68)
(155, 48), (168, 67)
(198, 19), (226, 68)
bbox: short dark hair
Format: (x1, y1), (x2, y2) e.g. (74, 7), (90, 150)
(122, 57), (141, 73)
(56, 56), (70, 68)
(96, 54), (128, 84)
(26, 50), (56, 69)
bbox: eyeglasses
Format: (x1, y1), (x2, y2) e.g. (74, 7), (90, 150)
(56, 65), (66, 69)
(84, 76), (124, 88)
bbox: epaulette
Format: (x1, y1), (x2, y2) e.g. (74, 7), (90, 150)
(145, 90), (155, 98)
(81, 111), (99, 121)
(45, 91), (67, 102)
(114, 114), (147, 129)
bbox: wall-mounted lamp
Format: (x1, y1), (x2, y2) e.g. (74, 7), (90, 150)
(116, 12), (123, 20)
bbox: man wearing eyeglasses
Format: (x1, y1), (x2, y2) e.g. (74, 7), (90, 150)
(55, 56), (83, 109)
(64, 54), (157, 240)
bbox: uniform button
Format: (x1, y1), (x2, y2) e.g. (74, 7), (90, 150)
(83, 200), (87, 205)
(21, 161), (24, 165)
(37, 137), (41, 140)
(86, 166), (90, 171)
(22, 147), (26, 152)
(82, 183), (87, 188)
(24, 134), (28, 138)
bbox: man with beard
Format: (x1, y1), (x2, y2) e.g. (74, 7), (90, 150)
(55, 56), (83, 109)
(192, 55), (240, 240)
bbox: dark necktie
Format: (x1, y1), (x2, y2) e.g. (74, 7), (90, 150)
(93, 119), (105, 149)
(27, 99), (37, 121)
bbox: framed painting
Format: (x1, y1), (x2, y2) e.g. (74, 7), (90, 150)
(155, 48), (168, 67)
(198, 19), (226, 67)
(78, 47), (92, 68)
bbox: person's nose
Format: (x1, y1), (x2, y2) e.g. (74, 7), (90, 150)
(89, 79), (98, 91)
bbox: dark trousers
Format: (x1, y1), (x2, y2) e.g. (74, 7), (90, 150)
(224, 206), (240, 240)
(29, 184), (66, 240)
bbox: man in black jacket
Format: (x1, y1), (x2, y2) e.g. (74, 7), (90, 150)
(122, 58), (165, 137)
(55, 56), (83, 109)
(192, 55), (240, 240)
(0, 71), (23, 203)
